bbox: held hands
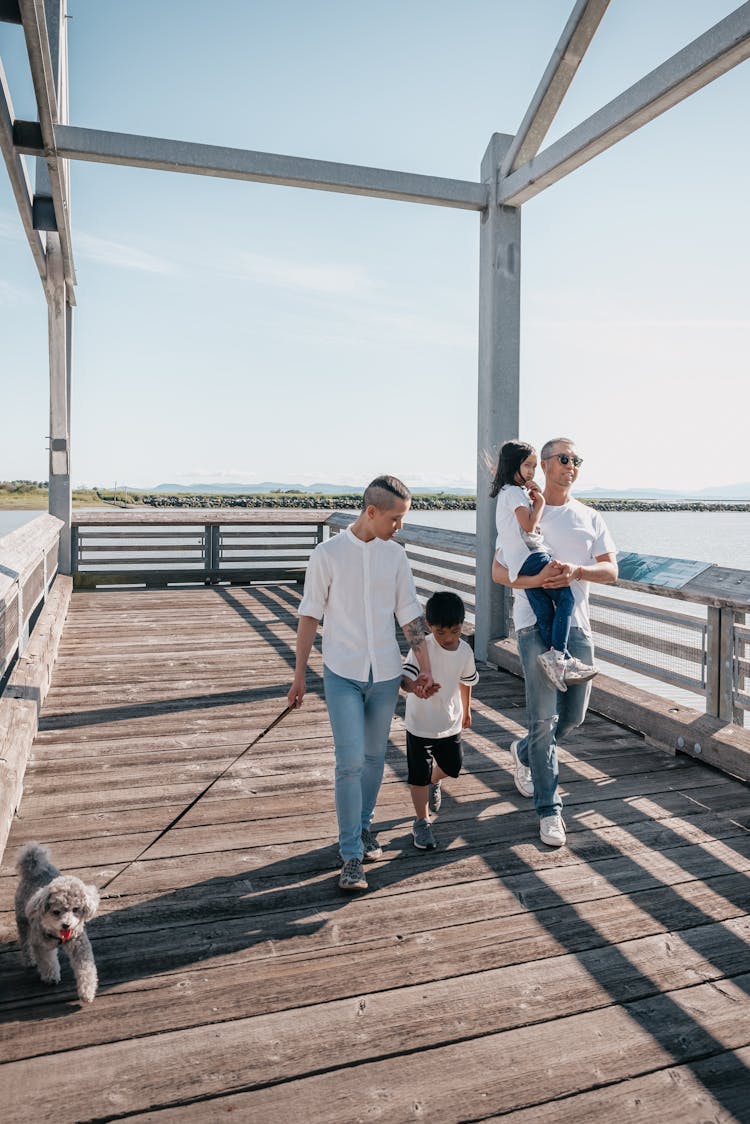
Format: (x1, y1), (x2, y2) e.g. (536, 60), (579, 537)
(412, 673), (441, 699)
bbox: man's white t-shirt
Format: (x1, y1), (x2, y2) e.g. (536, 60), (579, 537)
(498, 498), (616, 634)
(298, 527), (422, 683)
(402, 634), (479, 738)
(495, 484), (551, 581)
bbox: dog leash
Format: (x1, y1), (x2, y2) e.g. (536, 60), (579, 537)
(99, 703), (295, 895)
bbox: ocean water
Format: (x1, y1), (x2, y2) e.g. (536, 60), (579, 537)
(404, 508), (750, 571)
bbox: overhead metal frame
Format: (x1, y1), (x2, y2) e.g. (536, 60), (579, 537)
(1, 3), (749, 634)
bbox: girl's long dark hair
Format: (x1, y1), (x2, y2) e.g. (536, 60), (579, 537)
(489, 440), (535, 498)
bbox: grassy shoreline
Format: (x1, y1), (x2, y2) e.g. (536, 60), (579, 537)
(2, 483), (750, 514)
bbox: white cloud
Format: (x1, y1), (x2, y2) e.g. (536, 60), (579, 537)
(75, 231), (177, 275)
(227, 250), (372, 296)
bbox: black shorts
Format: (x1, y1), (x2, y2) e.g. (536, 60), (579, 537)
(406, 731), (463, 787)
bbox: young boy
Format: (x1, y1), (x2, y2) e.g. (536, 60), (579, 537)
(401, 591), (479, 851)
(287, 475), (436, 893)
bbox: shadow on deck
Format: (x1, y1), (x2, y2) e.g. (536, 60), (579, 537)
(1, 584), (749, 1122)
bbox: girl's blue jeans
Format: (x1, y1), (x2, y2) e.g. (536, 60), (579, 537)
(323, 665), (401, 861)
(518, 551), (574, 654)
(515, 625), (594, 818)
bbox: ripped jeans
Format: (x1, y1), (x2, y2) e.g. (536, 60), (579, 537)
(515, 625), (594, 818)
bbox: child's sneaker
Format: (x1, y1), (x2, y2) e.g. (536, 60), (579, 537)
(428, 781), (442, 814)
(412, 818), (437, 850)
(564, 656), (598, 684)
(537, 649), (567, 692)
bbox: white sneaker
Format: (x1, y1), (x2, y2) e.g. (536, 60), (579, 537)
(564, 656), (598, 684)
(509, 739), (534, 798)
(539, 814), (566, 847)
(537, 649), (567, 692)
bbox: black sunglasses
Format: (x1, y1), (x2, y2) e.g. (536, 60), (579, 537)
(549, 453), (583, 467)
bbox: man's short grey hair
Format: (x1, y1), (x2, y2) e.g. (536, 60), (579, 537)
(362, 474), (411, 511)
(540, 437), (575, 461)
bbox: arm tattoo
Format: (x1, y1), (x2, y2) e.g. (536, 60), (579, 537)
(403, 615), (429, 651)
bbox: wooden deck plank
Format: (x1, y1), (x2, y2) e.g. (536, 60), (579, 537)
(1, 584), (749, 1122)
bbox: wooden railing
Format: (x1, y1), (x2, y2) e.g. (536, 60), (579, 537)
(64, 508), (750, 728)
(70, 509), (331, 589)
(0, 514), (63, 682)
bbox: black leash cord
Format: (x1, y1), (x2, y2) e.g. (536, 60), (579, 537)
(99, 704), (294, 894)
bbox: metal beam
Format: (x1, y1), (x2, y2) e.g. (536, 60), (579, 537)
(501, 0), (610, 177)
(18, 0), (76, 290)
(499, 1), (750, 205)
(0, 56), (46, 282)
(475, 134), (520, 661)
(13, 120), (489, 211)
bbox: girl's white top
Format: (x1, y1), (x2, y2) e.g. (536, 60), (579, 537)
(495, 484), (550, 580)
(298, 526), (421, 682)
(402, 633), (479, 738)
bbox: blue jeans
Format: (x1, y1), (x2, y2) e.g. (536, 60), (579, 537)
(323, 666), (401, 861)
(519, 551), (574, 654)
(515, 625), (594, 819)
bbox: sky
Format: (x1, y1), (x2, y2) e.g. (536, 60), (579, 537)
(1, 0), (749, 494)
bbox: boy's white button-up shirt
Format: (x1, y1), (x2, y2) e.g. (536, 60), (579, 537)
(298, 527), (422, 683)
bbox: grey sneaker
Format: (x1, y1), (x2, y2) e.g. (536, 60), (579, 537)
(563, 656), (598, 684)
(338, 858), (368, 891)
(537, 649), (568, 692)
(412, 818), (437, 850)
(428, 781), (442, 814)
(509, 738), (534, 798)
(539, 813), (566, 847)
(361, 827), (383, 861)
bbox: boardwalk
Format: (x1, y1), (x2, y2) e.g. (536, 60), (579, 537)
(1, 584), (749, 1122)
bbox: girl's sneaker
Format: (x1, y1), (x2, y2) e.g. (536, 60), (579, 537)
(564, 656), (598, 684)
(428, 781), (442, 814)
(537, 649), (567, 692)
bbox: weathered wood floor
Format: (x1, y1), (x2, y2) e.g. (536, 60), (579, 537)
(1, 584), (750, 1123)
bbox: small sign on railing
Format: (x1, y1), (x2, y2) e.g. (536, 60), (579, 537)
(616, 552), (713, 590)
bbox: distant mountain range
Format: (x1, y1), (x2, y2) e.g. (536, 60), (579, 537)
(581, 484), (750, 501)
(145, 481), (477, 496)
(129, 480), (750, 500)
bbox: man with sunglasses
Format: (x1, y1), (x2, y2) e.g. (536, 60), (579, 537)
(492, 437), (617, 847)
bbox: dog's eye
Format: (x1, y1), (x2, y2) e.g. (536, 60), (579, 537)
(51, 908), (61, 916)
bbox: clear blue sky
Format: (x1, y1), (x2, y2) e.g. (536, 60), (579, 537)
(1, 0), (748, 492)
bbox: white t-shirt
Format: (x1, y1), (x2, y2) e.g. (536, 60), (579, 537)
(298, 527), (422, 682)
(495, 484), (551, 580)
(497, 498), (616, 633)
(402, 633), (479, 738)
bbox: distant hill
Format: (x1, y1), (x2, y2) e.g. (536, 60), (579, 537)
(147, 481), (476, 496)
(581, 483), (750, 502)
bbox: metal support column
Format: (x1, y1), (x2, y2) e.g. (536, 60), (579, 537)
(474, 133), (521, 661)
(46, 235), (71, 572)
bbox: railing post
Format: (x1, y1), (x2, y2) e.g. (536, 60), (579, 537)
(705, 606), (720, 717)
(719, 608), (743, 725)
(70, 523), (78, 577)
(205, 523), (220, 580)
(475, 132), (521, 661)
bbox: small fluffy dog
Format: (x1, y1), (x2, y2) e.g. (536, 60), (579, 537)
(15, 841), (100, 1003)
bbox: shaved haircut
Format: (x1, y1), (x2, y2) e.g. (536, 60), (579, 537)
(362, 475), (411, 511)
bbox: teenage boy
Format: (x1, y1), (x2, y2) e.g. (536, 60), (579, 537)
(492, 438), (617, 848)
(288, 475), (436, 892)
(401, 591), (479, 851)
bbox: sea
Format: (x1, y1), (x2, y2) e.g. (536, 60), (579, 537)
(2, 507), (749, 569)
